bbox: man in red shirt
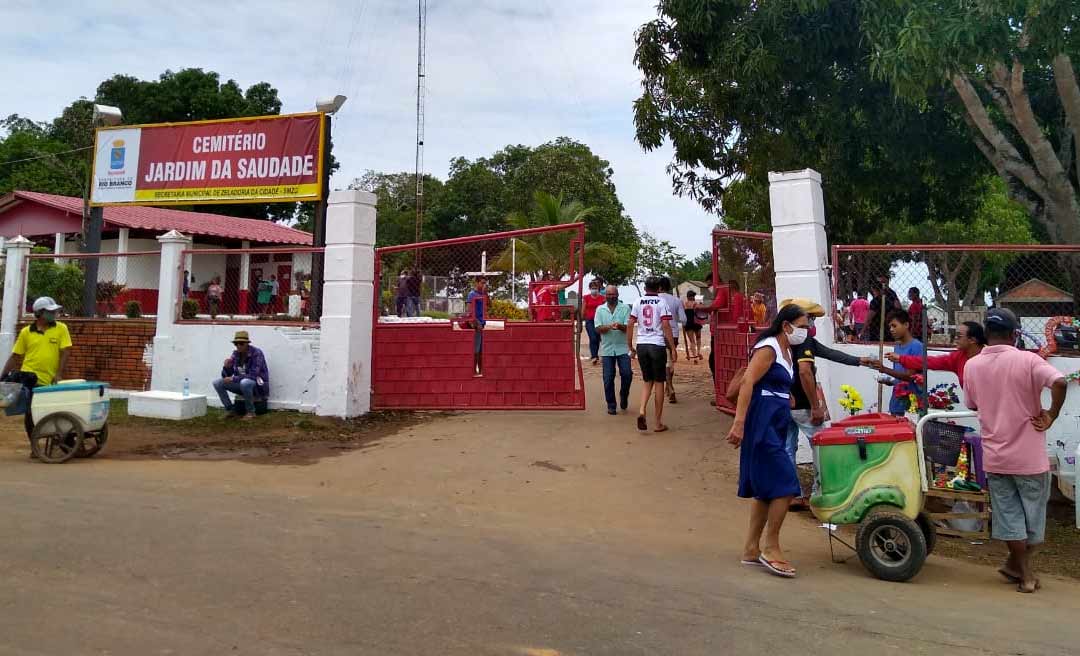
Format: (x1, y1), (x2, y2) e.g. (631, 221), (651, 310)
(582, 280), (606, 365)
(699, 274), (730, 380)
(907, 287), (926, 338)
(887, 320), (985, 386)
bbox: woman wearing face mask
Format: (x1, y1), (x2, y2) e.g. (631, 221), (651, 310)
(582, 281), (606, 365)
(727, 304), (809, 578)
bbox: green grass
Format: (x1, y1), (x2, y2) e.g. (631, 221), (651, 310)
(108, 398), (336, 436)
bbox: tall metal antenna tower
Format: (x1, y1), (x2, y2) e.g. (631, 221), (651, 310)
(414, 0), (427, 246)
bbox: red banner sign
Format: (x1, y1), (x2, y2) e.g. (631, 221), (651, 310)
(91, 113), (325, 206)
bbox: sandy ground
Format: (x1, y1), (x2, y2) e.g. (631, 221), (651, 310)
(2, 353), (1079, 654)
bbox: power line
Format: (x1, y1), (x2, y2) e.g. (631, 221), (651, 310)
(0, 145), (92, 167)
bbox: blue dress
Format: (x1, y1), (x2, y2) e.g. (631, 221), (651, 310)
(737, 338), (802, 501)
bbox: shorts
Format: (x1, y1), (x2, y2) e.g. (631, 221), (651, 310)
(987, 472), (1051, 544)
(636, 344), (668, 383)
(473, 329), (484, 353)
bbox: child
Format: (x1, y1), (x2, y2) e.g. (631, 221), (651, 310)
(876, 310), (924, 416)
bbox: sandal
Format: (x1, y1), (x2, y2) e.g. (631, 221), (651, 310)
(653, 425), (669, 433)
(758, 555), (796, 578)
(637, 415), (647, 431)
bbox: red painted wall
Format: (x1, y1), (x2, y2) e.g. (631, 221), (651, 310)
(372, 322), (584, 410)
(712, 321), (760, 414)
(0, 203), (81, 238)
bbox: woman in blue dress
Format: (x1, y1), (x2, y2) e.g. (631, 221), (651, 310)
(727, 304), (809, 578)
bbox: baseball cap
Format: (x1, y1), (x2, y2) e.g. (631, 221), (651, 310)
(985, 307), (1019, 331)
(32, 297), (61, 313)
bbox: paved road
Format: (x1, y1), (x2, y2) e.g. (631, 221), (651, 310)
(3, 369), (1079, 655)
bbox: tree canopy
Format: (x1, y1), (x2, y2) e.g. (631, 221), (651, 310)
(633, 1), (993, 243)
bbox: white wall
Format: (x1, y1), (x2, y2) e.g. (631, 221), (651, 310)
(151, 323), (321, 412)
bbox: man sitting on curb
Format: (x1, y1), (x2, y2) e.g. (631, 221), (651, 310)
(212, 330), (270, 420)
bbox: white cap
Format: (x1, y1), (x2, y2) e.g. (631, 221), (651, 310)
(32, 297), (61, 313)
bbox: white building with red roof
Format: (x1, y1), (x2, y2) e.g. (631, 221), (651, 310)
(0, 190), (313, 315)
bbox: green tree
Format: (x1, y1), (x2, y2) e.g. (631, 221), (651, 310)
(633, 1), (989, 243)
(859, 1), (1080, 295)
(633, 231), (685, 294)
(675, 251), (713, 284)
(349, 171), (446, 247)
(429, 138), (640, 283)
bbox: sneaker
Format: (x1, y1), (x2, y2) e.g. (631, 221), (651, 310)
(241, 414), (256, 421)
(607, 408), (617, 415)
(620, 399), (628, 411)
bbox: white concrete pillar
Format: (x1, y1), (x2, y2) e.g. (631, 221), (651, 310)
(53, 232), (64, 265)
(316, 190), (376, 418)
(239, 240), (251, 314)
(0, 236), (33, 357)
(116, 228), (129, 285)
(769, 169), (837, 419)
(149, 231), (192, 391)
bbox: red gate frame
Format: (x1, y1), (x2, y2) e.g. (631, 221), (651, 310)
(372, 224), (587, 411)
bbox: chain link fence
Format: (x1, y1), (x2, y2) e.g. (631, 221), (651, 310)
(375, 224), (586, 324)
(22, 251), (162, 318)
(177, 247), (321, 323)
(832, 244), (1080, 355)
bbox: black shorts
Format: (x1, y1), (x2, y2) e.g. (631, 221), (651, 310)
(637, 344), (668, 383)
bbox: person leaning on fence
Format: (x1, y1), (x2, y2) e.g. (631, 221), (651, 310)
(213, 330), (270, 421)
(1, 297), (72, 438)
(595, 285), (633, 415)
(207, 277), (224, 318)
(963, 308), (1067, 594)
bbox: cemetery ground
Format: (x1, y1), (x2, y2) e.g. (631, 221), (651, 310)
(1, 361), (1080, 654)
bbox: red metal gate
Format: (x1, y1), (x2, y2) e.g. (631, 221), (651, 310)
(371, 224), (586, 410)
(710, 229), (774, 413)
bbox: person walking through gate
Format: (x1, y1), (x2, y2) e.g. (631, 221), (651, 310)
(466, 276), (488, 377)
(595, 285), (632, 415)
(627, 276), (676, 432)
(658, 276), (683, 404)
(727, 304), (809, 578)
(963, 308), (1066, 594)
(583, 280), (606, 366)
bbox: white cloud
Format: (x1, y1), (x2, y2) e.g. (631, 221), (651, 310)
(1, 0), (716, 257)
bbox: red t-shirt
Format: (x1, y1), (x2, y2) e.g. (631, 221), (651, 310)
(583, 292), (605, 320)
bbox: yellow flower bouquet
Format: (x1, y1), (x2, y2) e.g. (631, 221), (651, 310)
(838, 385), (864, 416)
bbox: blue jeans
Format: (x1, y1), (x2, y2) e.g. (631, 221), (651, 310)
(585, 320), (600, 359)
(601, 354), (632, 411)
(213, 378), (257, 415)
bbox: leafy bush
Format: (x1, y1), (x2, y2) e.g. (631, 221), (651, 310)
(27, 259), (84, 314)
(181, 299), (199, 320)
(421, 310), (451, 320)
(125, 300), (142, 318)
(488, 299), (528, 321)
(96, 281), (126, 314)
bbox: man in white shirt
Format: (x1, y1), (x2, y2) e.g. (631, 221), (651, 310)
(658, 276), (683, 404)
(628, 276), (677, 433)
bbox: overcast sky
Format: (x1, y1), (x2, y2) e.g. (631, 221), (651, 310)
(1, 0), (714, 258)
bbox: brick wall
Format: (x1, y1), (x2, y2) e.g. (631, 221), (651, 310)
(372, 322), (584, 410)
(18, 319), (155, 391)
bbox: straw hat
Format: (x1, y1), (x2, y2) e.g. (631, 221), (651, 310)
(779, 297), (826, 318)
(232, 330), (252, 344)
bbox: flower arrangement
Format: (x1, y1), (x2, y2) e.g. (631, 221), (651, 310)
(928, 383), (960, 410)
(838, 385), (864, 416)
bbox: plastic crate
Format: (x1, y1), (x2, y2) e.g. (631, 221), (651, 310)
(923, 420), (967, 466)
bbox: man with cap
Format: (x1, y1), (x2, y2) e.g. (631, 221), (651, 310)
(213, 330), (270, 420)
(1, 296), (73, 436)
(964, 308), (1066, 594)
(780, 297), (877, 509)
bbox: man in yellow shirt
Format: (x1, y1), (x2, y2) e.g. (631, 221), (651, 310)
(1, 297), (72, 435)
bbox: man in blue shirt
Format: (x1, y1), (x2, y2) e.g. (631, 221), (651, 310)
(594, 285), (633, 415)
(466, 276), (488, 377)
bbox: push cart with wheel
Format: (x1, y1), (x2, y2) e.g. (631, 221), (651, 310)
(1, 380), (111, 464)
(809, 411), (977, 582)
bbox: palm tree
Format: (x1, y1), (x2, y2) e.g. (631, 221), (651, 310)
(490, 191), (616, 280)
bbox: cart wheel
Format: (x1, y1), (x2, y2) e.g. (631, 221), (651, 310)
(855, 507), (927, 582)
(77, 424), (108, 458)
(917, 511), (938, 556)
(29, 412), (85, 464)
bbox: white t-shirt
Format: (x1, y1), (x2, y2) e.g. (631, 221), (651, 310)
(659, 292), (683, 332)
(631, 294), (672, 347)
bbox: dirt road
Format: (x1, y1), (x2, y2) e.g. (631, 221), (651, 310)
(2, 361), (1078, 655)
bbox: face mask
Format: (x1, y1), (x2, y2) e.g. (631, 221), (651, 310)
(590, 288), (600, 296)
(787, 326), (808, 345)
(41, 312), (56, 323)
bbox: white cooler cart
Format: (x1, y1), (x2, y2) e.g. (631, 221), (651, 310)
(2, 380), (111, 463)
